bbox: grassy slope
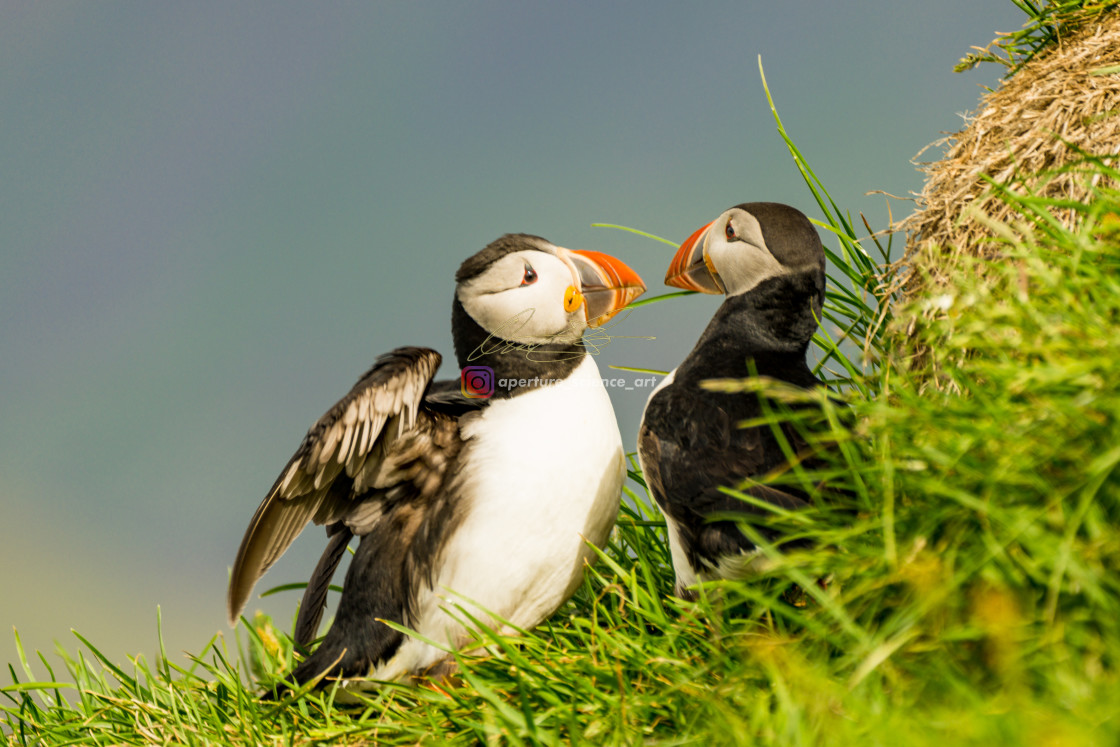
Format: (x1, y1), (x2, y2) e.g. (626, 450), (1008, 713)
(6, 20), (1120, 747)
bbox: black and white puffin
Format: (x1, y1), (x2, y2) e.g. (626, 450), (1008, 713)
(228, 234), (645, 690)
(637, 202), (828, 599)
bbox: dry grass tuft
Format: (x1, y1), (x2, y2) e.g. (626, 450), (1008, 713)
(889, 12), (1120, 387)
(899, 14), (1120, 301)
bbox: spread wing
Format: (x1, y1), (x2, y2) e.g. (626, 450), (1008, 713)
(227, 346), (442, 625)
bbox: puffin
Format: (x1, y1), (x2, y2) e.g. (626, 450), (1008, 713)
(227, 233), (645, 690)
(637, 202), (829, 599)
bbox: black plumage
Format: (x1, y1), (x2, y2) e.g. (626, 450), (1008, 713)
(639, 202), (835, 598)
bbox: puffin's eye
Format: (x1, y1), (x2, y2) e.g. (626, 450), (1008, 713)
(725, 222), (737, 240)
(521, 264), (538, 286)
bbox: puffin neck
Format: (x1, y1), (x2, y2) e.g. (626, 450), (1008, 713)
(679, 270), (823, 381)
(451, 297), (586, 399)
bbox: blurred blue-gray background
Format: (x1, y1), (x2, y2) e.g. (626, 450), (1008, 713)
(2, 2), (1015, 680)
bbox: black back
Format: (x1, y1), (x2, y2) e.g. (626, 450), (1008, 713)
(639, 268), (827, 576)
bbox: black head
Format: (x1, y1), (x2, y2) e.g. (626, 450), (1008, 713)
(666, 202), (826, 297)
(450, 234), (645, 376)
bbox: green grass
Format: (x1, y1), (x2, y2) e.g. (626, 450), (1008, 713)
(6, 65), (1120, 747)
(956, 0), (1120, 74)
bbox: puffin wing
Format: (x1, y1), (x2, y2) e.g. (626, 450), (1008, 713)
(227, 346), (442, 625)
(639, 382), (810, 564)
(292, 523), (353, 647)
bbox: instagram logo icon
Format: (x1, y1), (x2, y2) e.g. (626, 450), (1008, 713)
(460, 365), (495, 399)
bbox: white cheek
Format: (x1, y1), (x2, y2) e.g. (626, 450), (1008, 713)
(461, 279), (579, 344)
(708, 240), (785, 296)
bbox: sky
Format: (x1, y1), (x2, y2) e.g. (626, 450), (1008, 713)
(0, 2), (1021, 685)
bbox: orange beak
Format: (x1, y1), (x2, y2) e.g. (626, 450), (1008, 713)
(557, 248), (647, 327)
(665, 221), (725, 294)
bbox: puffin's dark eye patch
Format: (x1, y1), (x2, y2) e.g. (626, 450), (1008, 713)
(521, 264), (538, 286)
(725, 222), (737, 240)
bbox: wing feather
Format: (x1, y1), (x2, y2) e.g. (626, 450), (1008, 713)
(227, 346), (441, 625)
(293, 524), (354, 647)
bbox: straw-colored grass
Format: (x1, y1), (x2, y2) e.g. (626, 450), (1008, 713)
(900, 12), (1120, 303)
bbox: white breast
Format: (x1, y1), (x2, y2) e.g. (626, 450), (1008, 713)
(373, 355), (625, 681)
